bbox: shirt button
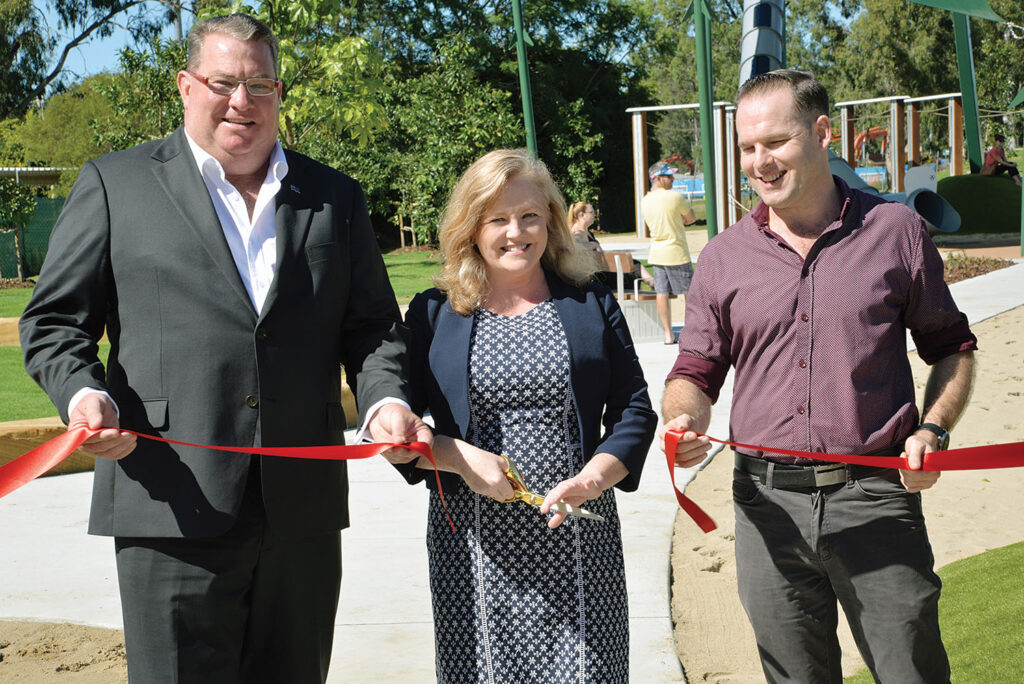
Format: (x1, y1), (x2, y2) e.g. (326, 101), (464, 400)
(245, 394), (259, 408)
(798, 359), (807, 368)
(800, 313), (809, 322)
(797, 406), (805, 415)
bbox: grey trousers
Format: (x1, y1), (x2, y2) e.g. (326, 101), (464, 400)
(733, 465), (950, 684)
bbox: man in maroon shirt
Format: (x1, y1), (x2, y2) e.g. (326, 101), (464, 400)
(663, 70), (976, 683)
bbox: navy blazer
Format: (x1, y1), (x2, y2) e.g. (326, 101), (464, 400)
(401, 271), (656, 492)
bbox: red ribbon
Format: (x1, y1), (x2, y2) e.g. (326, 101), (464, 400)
(0, 427), (454, 530)
(665, 430), (1024, 534)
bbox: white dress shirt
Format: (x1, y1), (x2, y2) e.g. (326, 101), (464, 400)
(185, 131), (288, 314)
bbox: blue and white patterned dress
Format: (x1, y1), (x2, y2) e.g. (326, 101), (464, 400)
(426, 300), (629, 684)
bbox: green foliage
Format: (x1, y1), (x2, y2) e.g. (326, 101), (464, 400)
(91, 39), (187, 151)
(5, 76), (116, 194)
(222, 0), (387, 149)
(0, 178), (35, 233)
(0, 177), (36, 279)
(845, 541), (1024, 683)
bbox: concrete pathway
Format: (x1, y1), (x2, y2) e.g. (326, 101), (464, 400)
(1, 260), (1022, 683)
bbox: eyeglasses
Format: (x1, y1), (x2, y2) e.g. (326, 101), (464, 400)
(186, 71), (280, 97)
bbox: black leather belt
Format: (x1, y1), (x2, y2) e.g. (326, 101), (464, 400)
(734, 452), (887, 489)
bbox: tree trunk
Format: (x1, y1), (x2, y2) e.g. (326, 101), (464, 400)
(15, 223), (25, 281)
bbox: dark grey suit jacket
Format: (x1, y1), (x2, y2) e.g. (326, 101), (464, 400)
(20, 127), (408, 538)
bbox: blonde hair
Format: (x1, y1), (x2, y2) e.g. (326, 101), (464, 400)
(434, 149), (597, 315)
(568, 201), (591, 226)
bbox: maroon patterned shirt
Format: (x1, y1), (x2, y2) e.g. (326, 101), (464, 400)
(668, 177), (978, 464)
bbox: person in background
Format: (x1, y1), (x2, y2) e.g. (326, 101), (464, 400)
(641, 163), (697, 344)
(19, 13), (427, 683)
(981, 133), (1022, 187)
(663, 69), (976, 683)
(397, 149), (657, 683)
(568, 200), (656, 289)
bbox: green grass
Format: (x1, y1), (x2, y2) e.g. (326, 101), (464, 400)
(382, 248), (443, 306)
(0, 345), (110, 421)
(0, 287), (33, 318)
(845, 541), (1024, 682)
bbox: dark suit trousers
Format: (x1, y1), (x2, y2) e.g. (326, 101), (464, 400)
(114, 463), (342, 684)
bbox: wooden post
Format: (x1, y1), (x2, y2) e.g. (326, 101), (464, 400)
(909, 101), (922, 166)
(949, 96), (964, 176)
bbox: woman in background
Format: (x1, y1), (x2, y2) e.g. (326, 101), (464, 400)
(398, 149), (656, 683)
(568, 200), (656, 289)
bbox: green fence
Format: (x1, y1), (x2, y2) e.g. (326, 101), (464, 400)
(0, 198), (64, 279)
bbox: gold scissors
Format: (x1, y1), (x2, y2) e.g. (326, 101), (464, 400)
(495, 454), (605, 522)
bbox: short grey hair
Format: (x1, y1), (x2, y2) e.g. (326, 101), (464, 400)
(186, 13), (279, 76)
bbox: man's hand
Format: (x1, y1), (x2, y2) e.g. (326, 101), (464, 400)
(659, 414), (712, 468)
(899, 431), (941, 493)
(68, 393), (137, 460)
(368, 403), (434, 464)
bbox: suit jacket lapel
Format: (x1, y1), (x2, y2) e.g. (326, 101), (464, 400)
(259, 166), (313, 320)
(150, 128), (254, 314)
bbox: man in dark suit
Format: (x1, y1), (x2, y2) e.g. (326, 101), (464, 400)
(19, 13), (428, 683)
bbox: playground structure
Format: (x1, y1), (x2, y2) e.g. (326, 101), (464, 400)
(628, 91), (970, 236)
(631, 0), (1022, 253)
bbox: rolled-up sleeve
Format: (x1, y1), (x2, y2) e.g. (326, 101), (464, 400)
(906, 223), (978, 364)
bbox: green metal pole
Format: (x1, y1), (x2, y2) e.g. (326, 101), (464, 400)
(952, 12), (983, 173)
(511, 0), (538, 156)
(694, 0), (718, 239)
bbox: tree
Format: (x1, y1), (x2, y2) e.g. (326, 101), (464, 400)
(0, 177), (37, 279)
(5, 75), (116, 193)
(224, 0), (386, 148)
(91, 39), (187, 150)
(1, 0), (179, 120)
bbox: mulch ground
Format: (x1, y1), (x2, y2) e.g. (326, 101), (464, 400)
(944, 255), (1016, 284)
(0, 279), (33, 290)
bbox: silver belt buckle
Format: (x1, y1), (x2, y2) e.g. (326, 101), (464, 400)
(812, 463), (846, 487)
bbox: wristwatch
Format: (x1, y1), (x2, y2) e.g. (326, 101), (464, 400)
(916, 423), (950, 450)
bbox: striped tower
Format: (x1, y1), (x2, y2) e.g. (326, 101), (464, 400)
(739, 0), (785, 86)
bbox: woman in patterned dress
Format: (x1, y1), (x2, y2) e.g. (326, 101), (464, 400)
(396, 149), (657, 683)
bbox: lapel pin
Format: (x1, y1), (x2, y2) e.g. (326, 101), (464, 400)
(290, 184), (301, 194)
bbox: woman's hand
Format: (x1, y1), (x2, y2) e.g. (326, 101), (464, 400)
(540, 474), (603, 529)
(434, 437), (514, 501)
(540, 453), (628, 529)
